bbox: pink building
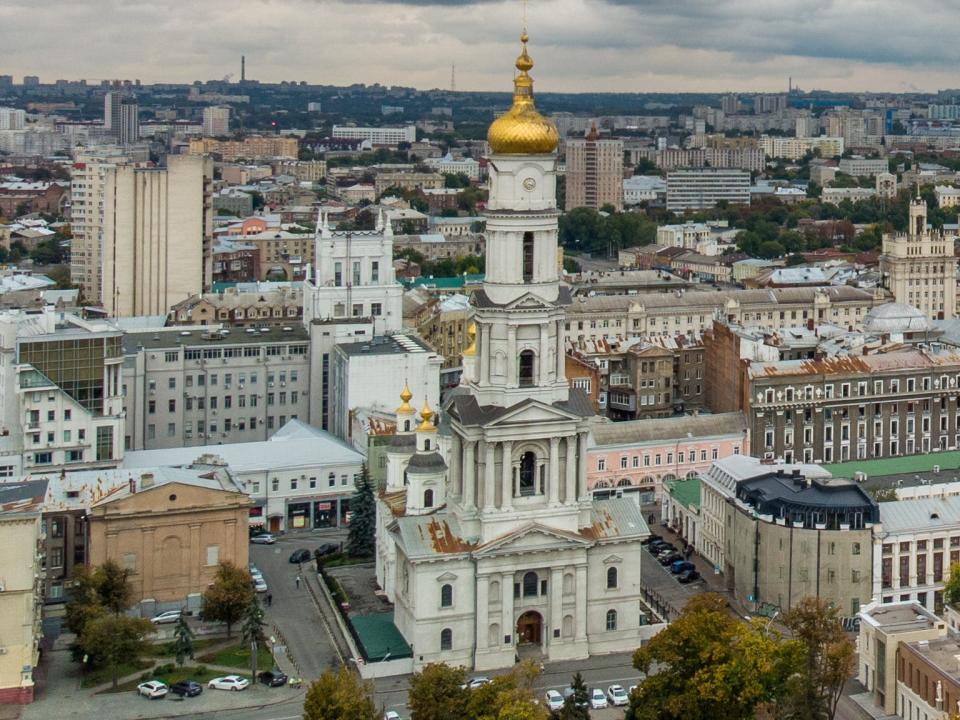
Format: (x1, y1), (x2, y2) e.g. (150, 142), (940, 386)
(587, 412), (749, 503)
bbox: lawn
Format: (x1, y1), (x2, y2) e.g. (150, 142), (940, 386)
(106, 665), (234, 694)
(198, 642), (274, 671)
(80, 659), (153, 688)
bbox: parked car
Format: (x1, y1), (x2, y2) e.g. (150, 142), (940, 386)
(647, 540), (669, 552)
(254, 578), (268, 593)
(590, 688), (608, 709)
(658, 552), (682, 566)
(678, 569), (701, 583)
(169, 680), (203, 697)
(670, 560), (696, 575)
(250, 534), (276, 545)
(258, 670), (289, 687)
(208, 675), (250, 691)
(654, 544), (678, 557)
(384, 712), (402, 720)
(150, 609), (182, 624)
(316, 542), (340, 557)
(640, 534), (662, 546)
(289, 548), (311, 564)
(607, 685), (629, 707)
(544, 690), (565, 711)
(137, 681), (168, 699)
(462, 676), (491, 689)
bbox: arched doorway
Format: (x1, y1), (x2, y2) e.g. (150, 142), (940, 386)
(516, 610), (543, 646)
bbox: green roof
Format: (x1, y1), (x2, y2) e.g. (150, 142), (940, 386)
(401, 273), (484, 290)
(665, 476), (701, 510)
(824, 451), (960, 479)
(349, 612), (412, 662)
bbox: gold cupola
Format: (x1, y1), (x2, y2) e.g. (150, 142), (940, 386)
(462, 321), (477, 357)
(417, 399), (436, 432)
(486, 32), (559, 155)
(396, 383), (414, 415)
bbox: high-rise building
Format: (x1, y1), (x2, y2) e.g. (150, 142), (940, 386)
(0, 108), (25, 130)
(202, 106), (230, 137)
(375, 31), (649, 673)
(101, 154), (213, 317)
(21, 76), (39, 87)
(564, 125), (624, 211)
(881, 194), (957, 320)
(0, 75), (13, 89)
(104, 92), (139, 144)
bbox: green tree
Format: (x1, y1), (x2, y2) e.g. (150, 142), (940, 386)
(64, 565), (103, 637)
(241, 600), (267, 677)
(778, 598), (856, 720)
(444, 172), (471, 189)
(201, 561), (254, 637)
(172, 613), (195, 667)
(302, 667), (377, 720)
(561, 671), (590, 720)
(346, 464), (376, 558)
(93, 559), (135, 616)
(634, 158), (659, 175)
(408, 662), (469, 720)
(79, 614), (153, 689)
(946, 563), (960, 605)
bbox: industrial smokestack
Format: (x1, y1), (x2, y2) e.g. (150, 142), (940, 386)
(241, 55), (246, 82)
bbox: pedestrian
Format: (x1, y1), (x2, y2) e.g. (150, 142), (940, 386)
(266, 593), (273, 607)
(295, 575), (301, 589)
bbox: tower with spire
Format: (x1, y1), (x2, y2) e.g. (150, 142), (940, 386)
(375, 28), (650, 674)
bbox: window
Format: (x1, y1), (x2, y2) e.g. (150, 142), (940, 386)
(372, 261), (380, 283)
(50, 518), (64, 538)
(328, 473), (336, 487)
(50, 547), (63, 568)
(168, 398), (176, 412)
(424, 489), (434, 508)
(606, 567), (618, 589)
(522, 571), (539, 597)
(440, 628), (452, 651)
(441, 584), (453, 608)
(522, 231), (534, 282)
(597, 458), (606, 471)
(271, 478), (279, 492)
(519, 350), (535, 387)
(519, 452), (537, 496)
(291, 478), (298, 491)
(168, 376), (176, 389)
(606, 609), (617, 631)
(206, 545), (220, 566)
(371, 303), (382, 317)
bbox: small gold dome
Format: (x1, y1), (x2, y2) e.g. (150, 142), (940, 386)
(487, 32), (559, 155)
(463, 322), (477, 357)
(396, 383), (414, 415)
(417, 399), (436, 432)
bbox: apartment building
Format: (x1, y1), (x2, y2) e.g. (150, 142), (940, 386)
(934, 185), (960, 208)
(122, 325), (310, 451)
(821, 187), (877, 205)
(666, 169), (750, 211)
(0, 479), (45, 704)
(331, 125), (416, 146)
(415, 293), (472, 374)
(272, 159), (327, 183)
(881, 195), (957, 321)
(0, 309), (125, 477)
(201, 106), (230, 136)
(607, 344), (674, 420)
(564, 286), (884, 343)
(759, 135), (845, 161)
(187, 136), (298, 161)
(565, 126), (624, 211)
(101, 154), (214, 317)
(168, 286), (302, 327)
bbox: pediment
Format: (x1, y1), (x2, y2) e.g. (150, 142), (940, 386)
(505, 293), (553, 311)
(602, 554), (623, 564)
(436, 571), (458, 582)
(486, 400), (581, 428)
(474, 522), (591, 558)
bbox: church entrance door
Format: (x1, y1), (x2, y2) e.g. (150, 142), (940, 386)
(516, 610), (543, 646)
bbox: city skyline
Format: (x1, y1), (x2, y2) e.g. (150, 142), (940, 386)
(5, 0), (960, 93)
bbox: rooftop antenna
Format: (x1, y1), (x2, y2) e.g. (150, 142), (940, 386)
(451, 63), (456, 92)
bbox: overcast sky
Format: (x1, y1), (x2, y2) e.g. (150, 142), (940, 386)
(3, 0), (958, 93)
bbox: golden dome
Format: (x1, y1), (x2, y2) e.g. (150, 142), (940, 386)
(396, 383), (414, 415)
(417, 399), (436, 432)
(463, 322), (477, 357)
(487, 32), (559, 155)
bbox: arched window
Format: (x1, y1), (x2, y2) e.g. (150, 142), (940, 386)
(617, 478), (632, 487)
(519, 350), (535, 387)
(404, 420), (411, 432)
(606, 609), (617, 631)
(424, 489), (434, 508)
(607, 567), (618, 589)
(440, 628), (452, 651)
(522, 231), (534, 282)
(424, 439), (431, 451)
(522, 571), (539, 597)
(519, 452), (537, 496)
(440, 583), (453, 608)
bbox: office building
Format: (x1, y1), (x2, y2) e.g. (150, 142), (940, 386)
(839, 157), (888, 177)
(881, 195), (957, 320)
(0, 480), (46, 704)
(331, 124), (416, 146)
(101, 154), (213, 316)
(104, 92), (139, 145)
(202, 106), (230, 137)
(666, 168), (750, 211)
(565, 126), (624, 211)
(0, 108), (25, 131)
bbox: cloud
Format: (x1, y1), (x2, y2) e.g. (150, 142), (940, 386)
(1, 0), (958, 92)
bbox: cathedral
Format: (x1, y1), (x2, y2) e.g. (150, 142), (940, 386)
(374, 32), (651, 671)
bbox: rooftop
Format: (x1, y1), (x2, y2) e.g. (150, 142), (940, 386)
(589, 412), (747, 448)
(904, 636), (960, 679)
(337, 333), (433, 357)
(122, 324), (308, 353)
(861, 601), (944, 633)
(0, 478), (48, 514)
(665, 476), (700, 511)
(880, 496), (960, 534)
(824, 451), (960, 480)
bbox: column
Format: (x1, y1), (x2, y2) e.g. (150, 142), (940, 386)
(189, 524), (202, 589)
(450, 434), (462, 500)
(507, 326), (517, 387)
(550, 567), (563, 648)
(502, 572), (515, 646)
(577, 432), (588, 501)
(556, 325), (565, 379)
(141, 528), (155, 598)
(564, 436), (576, 504)
(539, 323), (549, 384)
(464, 441), (476, 510)
(479, 325), (490, 384)
(477, 575), (490, 651)
(483, 442), (496, 511)
(500, 440), (513, 510)
(575, 564), (588, 641)
(548, 437), (560, 504)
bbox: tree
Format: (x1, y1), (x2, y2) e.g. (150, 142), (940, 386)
(561, 672), (591, 720)
(79, 614), (153, 688)
(946, 564), (960, 606)
(634, 158), (659, 175)
(408, 662), (469, 720)
(346, 464), (376, 558)
(241, 600), (267, 677)
(172, 613), (195, 667)
(64, 565), (103, 637)
(779, 598), (856, 720)
(201, 561), (254, 637)
(303, 667), (377, 720)
(93, 559), (135, 616)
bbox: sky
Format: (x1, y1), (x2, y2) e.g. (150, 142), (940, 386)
(3, 0), (960, 93)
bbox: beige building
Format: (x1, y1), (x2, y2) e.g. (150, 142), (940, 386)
(0, 479), (46, 705)
(373, 171), (443, 197)
(934, 184), (960, 208)
(565, 126), (624, 211)
(87, 466), (250, 611)
(272, 160), (327, 183)
(101, 154), (213, 317)
(415, 293), (472, 371)
(880, 195), (957, 320)
(187, 136), (298, 161)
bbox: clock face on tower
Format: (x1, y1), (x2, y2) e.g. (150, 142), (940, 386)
(522, 177), (537, 191)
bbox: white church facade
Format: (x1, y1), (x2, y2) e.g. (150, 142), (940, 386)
(374, 32), (653, 672)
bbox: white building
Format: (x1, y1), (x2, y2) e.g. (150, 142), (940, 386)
(666, 169), (750, 211)
(375, 34), (653, 673)
(623, 176), (666, 205)
(934, 185), (960, 208)
(202, 106), (230, 137)
(331, 125), (416, 146)
(838, 157), (888, 177)
(759, 135), (844, 161)
(821, 187), (877, 205)
(656, 223), (711, 249)
(0, 107), (26, 131)
(123, 419), (363, 532)
(425, 153), (481, 181)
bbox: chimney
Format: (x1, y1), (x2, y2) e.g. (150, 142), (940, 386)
(128, 478), (136, 494)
